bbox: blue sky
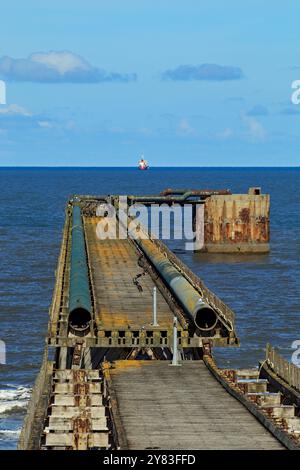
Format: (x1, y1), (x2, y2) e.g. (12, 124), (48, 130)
(0, 0), (299, 166)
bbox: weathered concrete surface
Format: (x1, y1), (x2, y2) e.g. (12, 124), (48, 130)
(198, 189), (270, 253)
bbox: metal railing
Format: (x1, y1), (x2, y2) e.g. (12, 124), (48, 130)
(266, 343), (300, 393)
(154, 237), (235, 331)
(48, 209), (70, 338)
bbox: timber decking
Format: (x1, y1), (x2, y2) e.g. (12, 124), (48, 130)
(84, 217), (177, 331)
(107, 360), (284, 450)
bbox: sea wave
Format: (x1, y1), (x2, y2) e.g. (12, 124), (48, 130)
(0, 430), (21, 439)
(0, 386), (31, 415)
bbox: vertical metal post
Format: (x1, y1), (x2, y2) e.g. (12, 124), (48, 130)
(152, 287), (158, 326)
(170, 316), (181, 366)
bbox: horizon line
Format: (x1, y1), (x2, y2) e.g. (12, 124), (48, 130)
(0, 165), (299, 169)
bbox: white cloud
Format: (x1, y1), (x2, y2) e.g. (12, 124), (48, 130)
(0, 104), (32, 117)
(138, 127), (155, 136)
(244, 116), (266, 141)
(216, 127), (234, 140)
(0, 51), (137, 83)
(177, 118), (197, 137)
(38, 120), (53, 129)
(64, 120), (76, 130)
(31, 51), (90, 75)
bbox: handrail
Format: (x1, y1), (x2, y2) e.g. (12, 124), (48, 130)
(266, 343), (300, 393)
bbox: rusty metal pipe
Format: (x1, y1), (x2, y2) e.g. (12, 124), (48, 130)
(129, 192), (203, 204)
(160, 188), (232, 197)
(69, 205), (92, 335)
(131, 198), (203, 205)
(134, 238), (219, 332)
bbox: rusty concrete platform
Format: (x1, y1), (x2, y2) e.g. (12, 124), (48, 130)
(47, 203), (238, 348)
(85, 217), (176, 330)
(104, 360), (284, 450)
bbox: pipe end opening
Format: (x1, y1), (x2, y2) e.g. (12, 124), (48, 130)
(194, 307), (218, 331)
(69, 308), (91, 335)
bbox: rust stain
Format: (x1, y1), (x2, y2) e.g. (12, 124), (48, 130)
(203, 195), (269, 247)
(84, 217), (180, 330)
(239, 208), (250, 223)
(73, 370), (87, 383)
(73, 417), (90, 434)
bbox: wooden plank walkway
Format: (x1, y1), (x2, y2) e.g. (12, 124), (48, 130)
(107, 361), (284, 450)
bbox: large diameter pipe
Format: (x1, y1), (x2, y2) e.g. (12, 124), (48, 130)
(160, 188), (232, 197)
(130, 189), (231, 203)
(129, 192), (202, 203)
(69, 205), (92, 335)
(135, 238), (218, 332)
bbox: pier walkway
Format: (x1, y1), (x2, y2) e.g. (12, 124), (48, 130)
(104, 360), (284, 450)
(18, 196), (300, 451)
(85, 217), (176, 331)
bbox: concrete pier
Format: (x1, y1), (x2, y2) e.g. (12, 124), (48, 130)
(21, 194), (300, 452)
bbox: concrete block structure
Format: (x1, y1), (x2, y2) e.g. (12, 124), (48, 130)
(197, 187), (270, 253)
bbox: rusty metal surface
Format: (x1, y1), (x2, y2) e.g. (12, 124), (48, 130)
(83, 215), (237, 347)
(148, 235), (236, 336)
(134, 237), (221, 332)
(46, 199), (238, 347)
(203, 194), (270, 251)
(40, 368), (109, 450)
(160, 188), (232, 197)
(84, 217), (178, 331)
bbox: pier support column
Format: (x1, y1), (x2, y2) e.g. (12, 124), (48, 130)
(196, 187), (270, 253)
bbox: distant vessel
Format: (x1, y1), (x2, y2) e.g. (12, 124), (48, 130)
(138, 155), (149, 170)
